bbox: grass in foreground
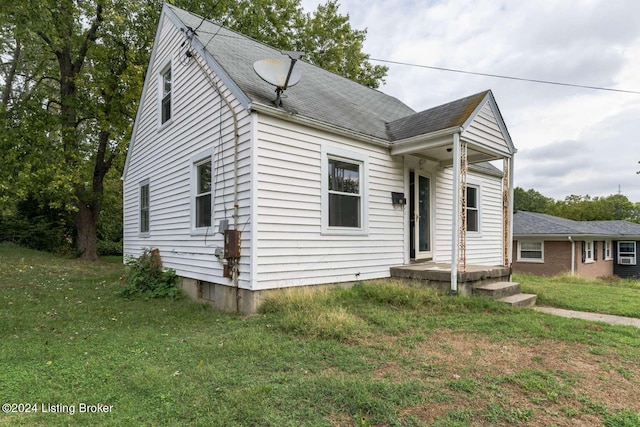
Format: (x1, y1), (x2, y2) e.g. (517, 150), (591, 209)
(1, 243), (639, 426)
(516, 272), (640, 318)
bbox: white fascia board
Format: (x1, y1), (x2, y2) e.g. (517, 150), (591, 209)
(389, 126), (462, 156)
(461, 91), (517, 155)
(122, 4), (170, 181)
(163, 5), (251, 111)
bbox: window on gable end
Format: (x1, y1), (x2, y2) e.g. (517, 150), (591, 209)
(160, 66), (172, 125)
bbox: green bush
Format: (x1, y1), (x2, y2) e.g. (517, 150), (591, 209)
(97, 239), (123, 256)
(120, 248), (181, 299)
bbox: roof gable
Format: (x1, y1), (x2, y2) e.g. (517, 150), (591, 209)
(166, 4), (415, 141)
(386, 91), (488, 141)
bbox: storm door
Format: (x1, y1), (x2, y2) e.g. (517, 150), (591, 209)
(409, 171), (432, 260)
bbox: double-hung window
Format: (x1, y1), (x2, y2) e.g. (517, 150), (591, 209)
(466, 185), (479, 232)
(518, 241), (543, 262)
(328, 158), (361, 228)
(139, 181), (150, 234)
(604, 240), (613, 260)
(195, 159), (212, 229)
(160, 66), (172, 125)
(584, 240), (594, 263)
(321, 147), (368, 235)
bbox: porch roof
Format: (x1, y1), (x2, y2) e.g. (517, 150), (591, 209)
(389, 90), (515, 164)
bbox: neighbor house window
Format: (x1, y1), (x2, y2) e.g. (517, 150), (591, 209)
(321, 147), (368, 235)
(604, 240), (613, 260)
(139, 181), (150, 234)
(617, 241), (636, 265)
(195, 159), (212, 228)
(160, 66), (172, 124)
(583, 240), (594, 263)
(518, 241), (543, 262)
(466, 185), (479, 232)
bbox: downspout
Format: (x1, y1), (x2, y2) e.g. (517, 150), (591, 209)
(450, 133), (460, 294)
(568, 236), (575, 275)
(190, 50), (241, 310)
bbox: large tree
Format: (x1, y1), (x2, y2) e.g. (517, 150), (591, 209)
(0, 0), (387, 260)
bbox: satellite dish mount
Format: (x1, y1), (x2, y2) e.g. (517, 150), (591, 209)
(253, 51), (304, 108)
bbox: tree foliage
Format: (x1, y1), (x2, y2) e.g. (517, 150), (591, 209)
(1, 0), (386, 259)
(515, 187), (640, 223)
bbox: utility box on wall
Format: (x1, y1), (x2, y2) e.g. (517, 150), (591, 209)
(224, 229), (241, 258)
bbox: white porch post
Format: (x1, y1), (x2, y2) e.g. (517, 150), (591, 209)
(450, 133), (460, 293)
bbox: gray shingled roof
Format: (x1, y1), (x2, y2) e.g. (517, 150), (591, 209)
(166, 4), (492, 143)
(514, 211), (640, 238)
(386, 91), (488, 141)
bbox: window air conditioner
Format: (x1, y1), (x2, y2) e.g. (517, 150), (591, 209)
(619, 256), (636, 265)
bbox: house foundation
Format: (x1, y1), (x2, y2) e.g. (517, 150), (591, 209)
(181, 278), (356, 314)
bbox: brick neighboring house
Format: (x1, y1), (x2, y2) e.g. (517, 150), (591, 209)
(513, 211), (640, 279)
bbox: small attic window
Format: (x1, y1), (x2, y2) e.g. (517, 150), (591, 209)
(160, 65), (172, 125)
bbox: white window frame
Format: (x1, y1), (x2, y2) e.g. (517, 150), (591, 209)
(321, 146), (368, 236)
(517, 241), (544, 263)
(584, 240), (594, 263)
(139, 179), (150, 236)
(158, 59), (173, 128)
(465, 183), (481, 234)
(190, 149), (214, 235)
(604, 240), (613, 260)
(617, 241), (637, 265)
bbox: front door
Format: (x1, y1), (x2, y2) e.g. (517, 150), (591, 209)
(410, 171), (432, 260)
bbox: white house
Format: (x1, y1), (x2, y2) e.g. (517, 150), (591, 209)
(122, 4), (517, 313)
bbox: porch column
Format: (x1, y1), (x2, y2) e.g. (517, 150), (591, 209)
(502, 157), (512, 267)
(450, 133), (460, 293)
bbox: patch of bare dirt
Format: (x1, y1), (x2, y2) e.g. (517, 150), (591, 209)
(372, 329), (640, 426)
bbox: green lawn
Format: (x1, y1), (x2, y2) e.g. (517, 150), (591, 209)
(516, 272), (640, 318)
(1, 243), (639, 426)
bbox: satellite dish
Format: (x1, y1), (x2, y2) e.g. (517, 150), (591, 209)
(253, 59), (301, 89)
(253, 51), (304, 108)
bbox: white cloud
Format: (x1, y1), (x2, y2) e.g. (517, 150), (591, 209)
(301, 0), (640, 202)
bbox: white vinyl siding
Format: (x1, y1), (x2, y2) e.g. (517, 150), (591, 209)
(253, 115), (403, 290)
(435, 167), (504, 265)
(461, 102), (511, 157)
(123, 15), (252, 289)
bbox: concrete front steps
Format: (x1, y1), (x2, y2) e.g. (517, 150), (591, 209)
(473, 281), (536, 307)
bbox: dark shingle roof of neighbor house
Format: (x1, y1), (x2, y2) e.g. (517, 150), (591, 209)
(166, 4), (493, 146)
(513, 211), (640, 238)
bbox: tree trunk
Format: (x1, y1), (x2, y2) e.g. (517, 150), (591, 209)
(74, 200), (100, 261)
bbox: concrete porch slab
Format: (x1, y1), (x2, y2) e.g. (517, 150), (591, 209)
(390, 263), (511, 295)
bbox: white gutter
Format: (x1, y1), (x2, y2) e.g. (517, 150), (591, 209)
(390, 126), (463, 156)
(568, 236), (575, 275)
(450, 132), (460, 293)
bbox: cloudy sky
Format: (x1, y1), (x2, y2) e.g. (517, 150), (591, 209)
(300, 0), (640, 202)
